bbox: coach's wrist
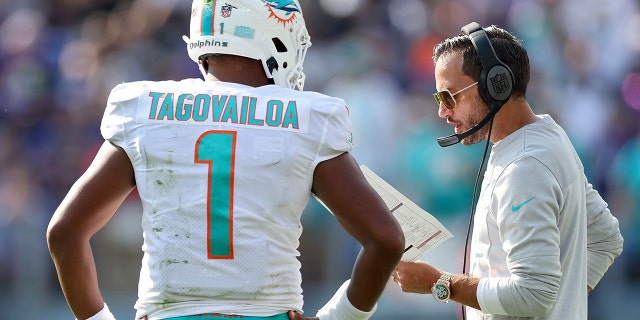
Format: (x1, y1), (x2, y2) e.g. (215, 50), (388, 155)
(78, 302), (116, 320)
(316, 279), (377, 320)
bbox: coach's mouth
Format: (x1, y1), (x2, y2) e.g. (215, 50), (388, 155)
(447, 120), (462, 133)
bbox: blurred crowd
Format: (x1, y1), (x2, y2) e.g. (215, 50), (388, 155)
(1, 0), (639, 319)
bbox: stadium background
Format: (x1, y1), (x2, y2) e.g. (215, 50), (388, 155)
(1, 0), (639, 319)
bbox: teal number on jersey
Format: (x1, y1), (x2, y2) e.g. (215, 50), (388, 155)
(195, 130), (236, 259)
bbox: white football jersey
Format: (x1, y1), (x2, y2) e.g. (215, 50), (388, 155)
(100, 78), (353, 319)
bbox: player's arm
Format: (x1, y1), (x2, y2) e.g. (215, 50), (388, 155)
(47, 141), (136, 319)
(312, 152), (405, 318)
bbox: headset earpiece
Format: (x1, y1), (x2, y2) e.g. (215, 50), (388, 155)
(461, 22), (514, 112)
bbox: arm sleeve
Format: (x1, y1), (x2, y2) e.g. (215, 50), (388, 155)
(100, 82), (144, 163)
(100, 83), (128, 145)
(584, 179), (624, 289)
(310, 98), (353, 168)
(477, 157), (561, 317)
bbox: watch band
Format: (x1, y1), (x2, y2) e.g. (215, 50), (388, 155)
(440, 272), (452, 283)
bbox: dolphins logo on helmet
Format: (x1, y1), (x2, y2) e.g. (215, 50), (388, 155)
(261, 0), (301, 26)
(261, 0), (300, 14)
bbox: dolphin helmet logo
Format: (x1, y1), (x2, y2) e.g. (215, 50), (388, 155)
(261, 0), (301, 26)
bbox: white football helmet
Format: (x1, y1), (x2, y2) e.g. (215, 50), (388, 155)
(183, 0), (311, 90)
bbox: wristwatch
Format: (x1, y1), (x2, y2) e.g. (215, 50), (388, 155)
(432, 272), (453, 303)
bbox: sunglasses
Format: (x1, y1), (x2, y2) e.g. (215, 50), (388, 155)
(433, 81), (478, 109)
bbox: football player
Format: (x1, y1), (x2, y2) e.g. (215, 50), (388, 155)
(47, 1), (405, 319)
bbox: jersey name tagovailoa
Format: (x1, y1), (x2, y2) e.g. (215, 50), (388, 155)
(142, 91), (303, 130)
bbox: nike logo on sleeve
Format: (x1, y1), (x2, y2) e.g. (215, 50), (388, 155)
(511, 197), (536, 212)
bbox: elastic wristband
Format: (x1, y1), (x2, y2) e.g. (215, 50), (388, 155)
(79, 302), (116, 320)
(316, 279), (377, 320)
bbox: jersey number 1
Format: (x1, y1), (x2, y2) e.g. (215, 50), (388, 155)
(195, 130), (236, 259)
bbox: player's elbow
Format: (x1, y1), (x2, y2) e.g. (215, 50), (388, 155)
(387, 229), (406, 260)
(370, 224), (405, 264)
(46, 217), (81, 257)
(46, 220), (66, 256)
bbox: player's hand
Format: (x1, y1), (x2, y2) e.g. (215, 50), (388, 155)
(288, 310), (318, 320)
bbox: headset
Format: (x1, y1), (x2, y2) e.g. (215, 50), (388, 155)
(437, 22), (515, 147)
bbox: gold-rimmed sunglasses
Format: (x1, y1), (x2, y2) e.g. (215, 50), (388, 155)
(433, 81), (478, 109)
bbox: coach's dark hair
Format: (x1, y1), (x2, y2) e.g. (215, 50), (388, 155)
(433, 25), (530, 99)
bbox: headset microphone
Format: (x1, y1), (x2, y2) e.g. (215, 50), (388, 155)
(436, 22), (514, 147)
